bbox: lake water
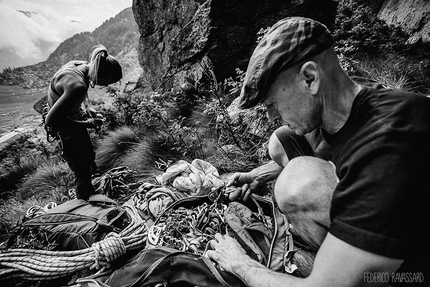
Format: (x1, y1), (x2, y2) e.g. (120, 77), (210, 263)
(0, 84), (115, 137)
(0, 85), (46, 134)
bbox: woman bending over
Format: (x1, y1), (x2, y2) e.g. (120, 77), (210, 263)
(45, 44), (122, 200)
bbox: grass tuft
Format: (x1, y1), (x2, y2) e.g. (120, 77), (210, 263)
(0, 190), (68, 242)
(18, 161), (73, 200)
(95, 126), (142, 172)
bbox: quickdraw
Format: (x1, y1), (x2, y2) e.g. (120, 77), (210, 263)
(148, 199), (228, 255)
(39, 104), (59, 143)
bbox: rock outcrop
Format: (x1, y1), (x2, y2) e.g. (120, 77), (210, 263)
(377, 0), (430, 51)
(342, 0), (430, 54)
(132, 0), (338, 93)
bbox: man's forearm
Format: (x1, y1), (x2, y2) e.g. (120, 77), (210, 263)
(234, 256), (303, 287)
(250, 160), (283, 183)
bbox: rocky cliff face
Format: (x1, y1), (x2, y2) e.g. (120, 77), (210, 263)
(377, 0), (430, 50)
(132, 0), (430, 94)
(341, 0), (430, 53)
(132, 0), (338, 92)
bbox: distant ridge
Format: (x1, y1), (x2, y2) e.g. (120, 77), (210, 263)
(0, 7), (139, 89)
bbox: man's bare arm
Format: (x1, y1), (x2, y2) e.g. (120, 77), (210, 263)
(225, 161), (283, 201)
(207, 233), (403, 287)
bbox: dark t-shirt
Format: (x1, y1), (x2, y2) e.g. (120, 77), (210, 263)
(276, 86), (430, 280)
(325, 86), (430, 278)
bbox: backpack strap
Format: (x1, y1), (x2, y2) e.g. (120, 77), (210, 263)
(22, 213), (99, 226)
(224, 200), (273, 265)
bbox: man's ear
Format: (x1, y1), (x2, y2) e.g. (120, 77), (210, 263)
(299, 61), (320, 95)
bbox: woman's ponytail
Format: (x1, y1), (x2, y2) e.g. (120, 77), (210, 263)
(88, 44), (122, 86)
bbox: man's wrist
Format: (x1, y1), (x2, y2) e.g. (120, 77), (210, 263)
(232, 255), (263, 280)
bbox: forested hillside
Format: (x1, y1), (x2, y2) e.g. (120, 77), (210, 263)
(0, 7), (138, 88)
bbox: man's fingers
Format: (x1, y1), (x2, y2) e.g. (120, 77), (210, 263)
(243, 187), (252, 202)
(214, 233), (224, 241)
(226, 184), (252, 201)
(224, 186), (236, 194)
(240, 184), (252, 201)
(226, 173), (239, 187)
(224, 186), (238, 201)
(205, 249), (217, 260)
(241, 184), (248, 194)
(210, 239), (217, 249)
(209, 233), (224, 250)
(226, 188), (240, 201)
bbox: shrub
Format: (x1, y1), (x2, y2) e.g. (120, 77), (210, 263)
(333, 1), (409, 57)
(201, 69), (278, 170)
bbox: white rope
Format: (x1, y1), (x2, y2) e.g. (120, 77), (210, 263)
(0, 208), (146, 282)
(90, 233), (126, 270)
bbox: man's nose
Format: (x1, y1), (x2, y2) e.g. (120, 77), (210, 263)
(266, 106), (280, 122)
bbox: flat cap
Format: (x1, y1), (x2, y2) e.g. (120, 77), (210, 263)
(238, 17), (333, 109)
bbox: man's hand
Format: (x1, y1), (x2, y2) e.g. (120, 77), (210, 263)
(225, 161), (283, 202)
(225, 172), (260, 201)
(206, 233), (254, 274)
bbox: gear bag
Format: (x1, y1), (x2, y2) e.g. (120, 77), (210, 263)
(148, 191), (291, 272)
(81, 246), (247, 287)
(223, 195), (290, 271)
(75, 192), (295, 287)
(12, 194), (131, 251)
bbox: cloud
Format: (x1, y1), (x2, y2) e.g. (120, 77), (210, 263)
(0, 0), (131, 70)
(50, 0), (131, 30)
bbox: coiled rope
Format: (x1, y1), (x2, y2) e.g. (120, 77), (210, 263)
(0, 207), (147, 281)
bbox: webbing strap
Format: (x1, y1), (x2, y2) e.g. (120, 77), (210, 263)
(202, 256), (233, 287)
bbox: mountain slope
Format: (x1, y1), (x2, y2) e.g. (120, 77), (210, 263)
(0, 7), (140, 89)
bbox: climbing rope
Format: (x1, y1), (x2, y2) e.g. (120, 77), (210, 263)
(0, 208), (147, 281)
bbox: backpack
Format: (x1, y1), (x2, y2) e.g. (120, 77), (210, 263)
(10, 194), (131, 251)
(73, 192), (295, 287)
(147, 191), (291, 272)
(223, 195), (289, 271)
(80, 246), (247, 287)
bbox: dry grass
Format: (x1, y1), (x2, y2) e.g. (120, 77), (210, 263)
(95, 126), (142, 172)
(350, 54), (430, 95)
(0, 189), (68, 242)
(0, 159), (39, 197)
(18, 161), (73, 200)
(119, 132), (182, 178)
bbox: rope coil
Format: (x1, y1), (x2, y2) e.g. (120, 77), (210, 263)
(0, 209), (147, 282)
(90, 233), (126, 270)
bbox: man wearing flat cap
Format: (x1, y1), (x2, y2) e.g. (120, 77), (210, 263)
(207, 17), (429, 286)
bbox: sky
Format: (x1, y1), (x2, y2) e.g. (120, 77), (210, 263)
(0, 0), (132, 71)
